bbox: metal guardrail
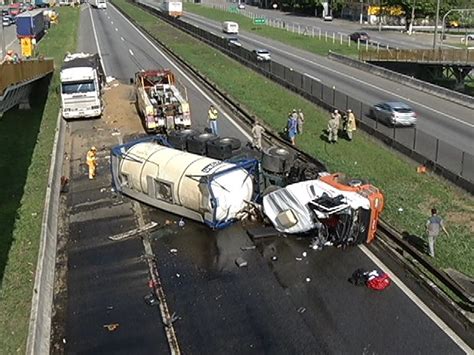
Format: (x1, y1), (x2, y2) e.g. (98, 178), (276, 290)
(0, 58), (55, 96)
(119, 1), (474, 313)
(360, 48), (474, 64)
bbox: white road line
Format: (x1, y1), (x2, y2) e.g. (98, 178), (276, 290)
(359, 245), (473, 354)
(121, 36), (124, 41)
(110, 3), (252, 141)
(303, 73), (321, 82)
(111, 5), (471, 352)
(111, 20), (114, 24)
(128, 49), (134, 56)
(186, 13), (474, 129)
(89, 4), (108, 76)
(115, 27), (118, 31)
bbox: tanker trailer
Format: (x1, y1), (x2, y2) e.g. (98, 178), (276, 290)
(111, 137), (259, 229)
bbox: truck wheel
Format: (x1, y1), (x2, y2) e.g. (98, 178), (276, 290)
(186, 132), (217, 156)
(261, 147), (293, 174)
(206, 139), (233, 160)
(215, 137), (241, 151)
(167, 129), (197, 150)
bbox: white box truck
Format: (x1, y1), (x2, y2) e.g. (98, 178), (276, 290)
(222, 21), (239, 34)
(91, 0), (107, 9)
(60, 53), (105, 120)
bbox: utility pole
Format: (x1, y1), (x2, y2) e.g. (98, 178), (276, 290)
(408, 0), (416, 35)
(432, 0), (441, 49)
(0, 23), (6, 58)
(359, 0), (363, 24)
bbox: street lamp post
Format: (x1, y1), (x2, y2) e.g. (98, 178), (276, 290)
(0, 23), (6, 58)
(440, 9), (474, 47)
(408, 0), (416, 35)
(432, 0), (441, 50)
(359, 0), (363, 24)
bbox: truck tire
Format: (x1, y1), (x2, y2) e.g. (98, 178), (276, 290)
(167, 129), (198, 150)
(186, 132), (217, 156)
(206, 139), (233, 160)
(215, 137), (241, 151)
(261, 147), (293, 174)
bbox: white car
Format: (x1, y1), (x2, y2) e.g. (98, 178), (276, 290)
(227, 37), (242, 47)
(2, 15), (13, 26)
(323, 14), (333, 21)
(467, 34), (474, 41)
(238, 3), (245, 9)
(253, 49), (271, 62)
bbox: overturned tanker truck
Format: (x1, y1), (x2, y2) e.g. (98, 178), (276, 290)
(111, 131), (384, 246)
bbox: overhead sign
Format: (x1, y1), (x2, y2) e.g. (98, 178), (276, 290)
(20, 37), (33, 57)
(253, 18), (266, 25)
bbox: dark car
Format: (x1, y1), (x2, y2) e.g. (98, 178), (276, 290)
(349, 32), (370, 42)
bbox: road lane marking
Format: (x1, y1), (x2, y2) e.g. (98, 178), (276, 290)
(121, 36), (124, 41)
(303, 73), (321, 82)
(89, 4), (108, 76)
(185, 13), (474, 129)
(110, 3), (252, 141)
(111, 21), (114, 24)
(359, 245), (473, 354)
(115, 27), (118, 31)
(129, 49), (134, 56)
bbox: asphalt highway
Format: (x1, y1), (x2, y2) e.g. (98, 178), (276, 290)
(179, 9), (474, 157)
(0, 22), (20, 57)
(53, 3), (470, 353)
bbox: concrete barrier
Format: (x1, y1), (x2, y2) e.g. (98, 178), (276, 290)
(328, 51), (474, 110)
(26, 112), (65, 355)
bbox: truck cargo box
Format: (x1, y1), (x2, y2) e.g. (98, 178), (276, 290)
(16, 9), (45, 40)
(61, 53), (105, 87)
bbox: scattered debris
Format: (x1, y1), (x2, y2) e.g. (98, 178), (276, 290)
(297, 307), (306, 314)
(60, 176), (69, 193)
(164, 312), (180, 327)
(62, 338), (67, 344)
(295, 257), (303, 261)
(170, 248), (178, 254)
(417, 165), (427, 174)
(305, 277), (311, 283)
(106, 76), (116, 83)
(302, 251), (307, 257)
(235, 257), (248, 268)
(144, 293), (159, 306)
(349, 268), (391, 290)
(240, 246), (256, 251)
(164, 219), (173, 226)
(31, 212), (37, 217)
(148, 279), (158, 289)
(111, 128), (121, 136)
(100, 188), (107, 193)
(108, 222), (158, 241)
(398, 207), (404, 212)
(106, 306), (114, 310)
(176, 273), (181, 278)
(324, 241), (333, 246)
(178, 218), (185, 228)
(271, 256), (278, 261)
(103, 323), (119, 331)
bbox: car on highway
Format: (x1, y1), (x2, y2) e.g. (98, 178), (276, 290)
(2, 15), (14, 26)
(323, 14), (333, 21)
(467, 34), (474, 41)
(237, 2), (245, 9)
(226, 36), (242, 47)
(349, 31), (370, 42)
(253, 49), (271, 62)
(370, 102), (417, 126)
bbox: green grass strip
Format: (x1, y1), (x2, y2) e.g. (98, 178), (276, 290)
(184, 3), (359, 57)
(0, 7), (80, 353)
(114, 0), (473, 277)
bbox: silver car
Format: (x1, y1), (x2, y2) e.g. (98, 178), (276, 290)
(253, 49), (271, 62)
(370, 102), (417, 126)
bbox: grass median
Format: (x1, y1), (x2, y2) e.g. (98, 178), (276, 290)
(184, 3), (358, 57)
(0, 7), (80, 353)
(114, 0), (473, 277)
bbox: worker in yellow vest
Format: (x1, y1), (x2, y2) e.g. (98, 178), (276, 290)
(86, 146), (97, 180)
(208, 104), (219, 135)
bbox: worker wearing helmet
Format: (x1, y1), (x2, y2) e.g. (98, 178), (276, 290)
(345, 109), (357, 141)
(328, 109), (341, 143)
(86, 147), (98, 180)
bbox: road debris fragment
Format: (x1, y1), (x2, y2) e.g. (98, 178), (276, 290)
(235, 257), (248, 268)
(240, 246), (256, 251)
(170, 248), (178, 254)
(297, 307), (306, 314)
(305, 277), (311, 283)
(144, 293), (159, 306)
(103, 323), (119, 331)
(108, 222), (158, 241)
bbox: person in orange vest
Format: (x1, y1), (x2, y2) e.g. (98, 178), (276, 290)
(86, 146), (97, 180)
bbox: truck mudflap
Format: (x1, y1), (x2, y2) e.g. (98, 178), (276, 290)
(262, 178), (375, 246)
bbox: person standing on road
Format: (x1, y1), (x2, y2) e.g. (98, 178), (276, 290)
(208, 104), (219, 135)
(327, 109), (341, 143)
(345, 109), (357, 141)
(297, 109), (305, 134)
(287, 112), (298, 146)
(251, 120), (265, 150)
(426, 208), (449, 258)
(86, 146), (98, 180)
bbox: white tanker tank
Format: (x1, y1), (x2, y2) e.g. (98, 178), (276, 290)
(111, 137), (258, 228)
